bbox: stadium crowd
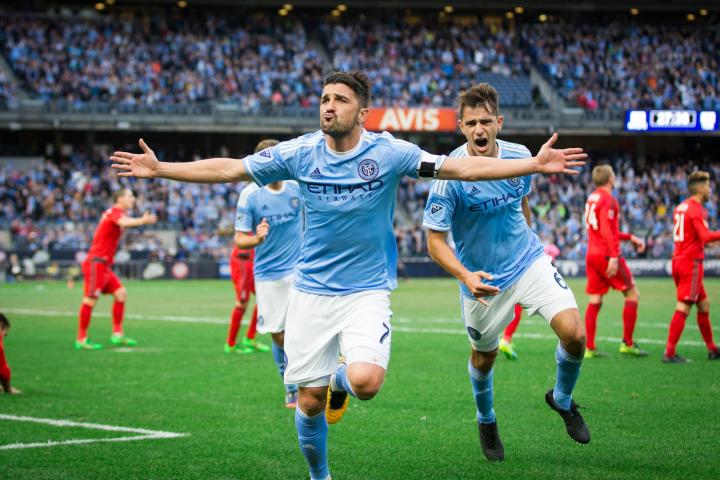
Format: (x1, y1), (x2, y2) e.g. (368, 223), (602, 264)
(2, 152), (718, 266)
(523, 19), (720, 111)
(0, 12), (324, 111)
(1, 10), (717, 111)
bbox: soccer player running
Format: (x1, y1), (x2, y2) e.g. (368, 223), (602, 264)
(75, 189), (157, 350)
(233, 138), (303, 408)
(583, 165), (647, 358)
(423, 84), (589, 462)
(225, 246), (262, 354)
(663, 171), (720, 363)
(0, 313), (21, 394)
(111, 71), (586, 479)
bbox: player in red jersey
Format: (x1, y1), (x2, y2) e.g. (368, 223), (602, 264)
(75, 189), (157, 350)
(664, 171), (720, 363)
(225, 245), (267, 354)
(0, 313), (21, 394)
(583, 165), (647, 358)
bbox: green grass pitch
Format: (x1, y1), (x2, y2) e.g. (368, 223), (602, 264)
(1, 278), (719, 479)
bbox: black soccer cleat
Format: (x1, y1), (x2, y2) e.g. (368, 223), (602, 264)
(478, 421), (505, 461)
(545, 389), (591, 444)
(662, 354), (689, 364)
(709, 349), (720, 361)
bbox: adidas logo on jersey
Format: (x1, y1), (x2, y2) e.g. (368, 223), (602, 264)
(469, 186), (480, 195)
(259, 149), (272, 158)
(309, 168), (322, 178)
(262, 204), (269, 210)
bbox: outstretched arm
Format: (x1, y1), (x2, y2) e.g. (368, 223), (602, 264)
(427, 230), (500, 305)
(437, 133), (586, 181)
(111, 139), (250, 183)
(117, 211), (158, 228)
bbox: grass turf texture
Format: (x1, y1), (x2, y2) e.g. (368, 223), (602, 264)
(1, 278), (719, 479)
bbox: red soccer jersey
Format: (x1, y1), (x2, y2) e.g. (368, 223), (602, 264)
(86, 206), (125, 263)
(0, 334), (10, 386)
(585, 188), (631, 257)
(672, 197), (720, 261)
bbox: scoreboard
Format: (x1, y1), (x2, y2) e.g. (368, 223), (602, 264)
(625, 110), (718, 132)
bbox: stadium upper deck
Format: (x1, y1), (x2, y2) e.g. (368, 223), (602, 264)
(0, 6), (716, 135)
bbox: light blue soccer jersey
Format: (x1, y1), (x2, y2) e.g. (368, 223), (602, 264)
(242, 129), (441, 295)
(423, 140), (544, 298)
(234, 181), (304, 281)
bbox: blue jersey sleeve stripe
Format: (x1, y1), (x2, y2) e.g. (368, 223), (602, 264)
(242, 157), (264, 186)
(422, 221), (451, 232)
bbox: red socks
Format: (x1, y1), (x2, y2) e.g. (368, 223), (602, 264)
(622, 300), (638, 346)
(77, 303), (93, 340)
(665, 310), (688, 357)
(112, 301), (125, 335)
(697, 311), (717, 352)
(503, 304), (523, 342)
(246, 305), (258, 340)
(226, 306), (245, 347)
(584, 303), (602, 350)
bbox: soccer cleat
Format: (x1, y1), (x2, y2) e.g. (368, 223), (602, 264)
(662, 354), (690, 364)
(584, 348), (608, 359)
(224, 343), (237, 353)
(499, 339), (518, 360)
(478, 421), (505, 461)
(325, 385), (349, 425)
(75, 339), (103, 350)
(545, 389), (591, 444)
(709, 349), (720, 361)
(619, 342), (648, 357)
(241, 338), (270, 353)
(285, 390), (298, 409)
(110, 335), (137, 347)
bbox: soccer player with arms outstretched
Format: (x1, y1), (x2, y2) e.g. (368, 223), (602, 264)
(423, 84), (589, 462)
(0, 313), (21, 395)
(583, 165), (647, 358)
(234, 138), (303, 408)
(75, 189), (157, 350)
(664, 171), (720, 363)
(111, 71), (586, 479)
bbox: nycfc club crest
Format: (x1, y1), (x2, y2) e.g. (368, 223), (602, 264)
(358, 159), (379, 181)
(467, 326), (482, 340)
(508, 177), (521, 187)
(289, 196), (300, 210)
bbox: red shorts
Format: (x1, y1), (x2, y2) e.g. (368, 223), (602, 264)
(672, 258), (707, 303)
(231, 257), (255, 302)
(82, 259), (122, 299)
(585, 255), (635, 295)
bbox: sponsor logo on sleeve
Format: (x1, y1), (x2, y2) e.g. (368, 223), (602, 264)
(430, 203), (444, 221)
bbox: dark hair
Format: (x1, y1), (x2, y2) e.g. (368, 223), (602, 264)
(0, 313), (9, 329)
(112, 188), (131, 202)
(323, 71), (372, 107)
(688, 170), (710, 195)
(254, 139), (280, 153)
(456, 83), (500, 118)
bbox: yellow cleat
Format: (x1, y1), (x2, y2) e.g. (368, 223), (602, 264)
(499, 338), (518, 360)
(325, 385), (349, 424)
(584, 348), (608, 359)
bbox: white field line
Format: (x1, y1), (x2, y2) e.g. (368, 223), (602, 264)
(3, 308), (705, 348)
(0, 414), (188, 451)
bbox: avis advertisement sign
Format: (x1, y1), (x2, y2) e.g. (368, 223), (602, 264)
(365, 108), (457, 132)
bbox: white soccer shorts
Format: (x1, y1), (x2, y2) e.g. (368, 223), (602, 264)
(461, 255), (578, 352)
(255, 274), (294, 334)
(283, 288), (393, 387)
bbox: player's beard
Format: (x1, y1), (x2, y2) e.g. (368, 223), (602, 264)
(321, 111), (360, 138)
